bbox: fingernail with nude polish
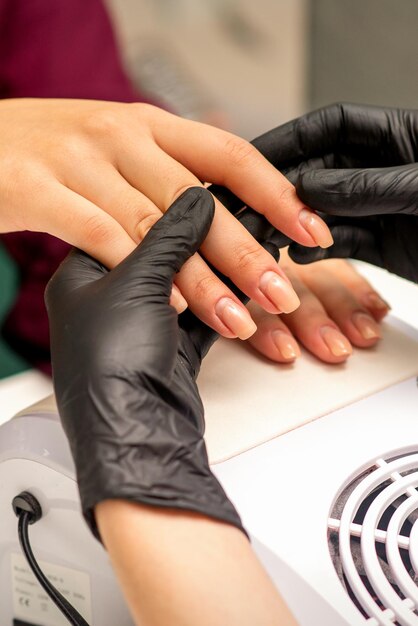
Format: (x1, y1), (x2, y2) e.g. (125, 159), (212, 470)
(272, 330), (301, 361)
(215, 298), (257, 340)
(352, 312), (381, 340)
(259, 271), (300, 314)
(364, 292), (391, 312)
(299, 209), (334, 248)
(320, 326), (352, 357)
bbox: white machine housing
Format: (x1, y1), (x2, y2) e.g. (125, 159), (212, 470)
(1, 375), (418, 626)
(1, 284), (418, 625)
(0, 398), (133, 625)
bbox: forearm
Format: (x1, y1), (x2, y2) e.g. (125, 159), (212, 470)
(96, 499), (298, 626)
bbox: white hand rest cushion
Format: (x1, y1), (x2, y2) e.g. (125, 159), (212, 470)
(199, 317), (418, 464)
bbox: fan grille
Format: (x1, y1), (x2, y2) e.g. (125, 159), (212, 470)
(328, 450), (418, 626)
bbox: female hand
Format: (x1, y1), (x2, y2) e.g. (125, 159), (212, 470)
(246, 253), (390, 364)
(0, 97), (333, 338)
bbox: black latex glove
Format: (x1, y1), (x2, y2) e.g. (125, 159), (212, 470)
(45, 188), (246, 540)
(257, 103), (418, 282)
(212, 103), (418, 282)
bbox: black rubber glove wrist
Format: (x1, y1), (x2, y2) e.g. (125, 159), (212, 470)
(46, 188), (245, 541)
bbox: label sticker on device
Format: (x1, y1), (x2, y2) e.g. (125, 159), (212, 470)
(11, 552), (92, 626)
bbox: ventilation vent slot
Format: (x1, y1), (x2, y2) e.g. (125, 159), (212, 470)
(328, 451), (418, 625)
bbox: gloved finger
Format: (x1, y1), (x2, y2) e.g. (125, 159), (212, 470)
(250, 103), (346, 168)
(207, 106), (344, 214)
(109, 187), (215, 298)
(238, 208), (292, 248)
(46, 187), (215, 308)
(282, 156), (339, 184)
(45, 247), (188, 314)
(45, 249), (108, 312)
(288, 225), (383, 267)
(296, 164), (418, 216)
(208, 183), (244, 216)
(210, 104), (417, 215)
(252, 103), (417, 168)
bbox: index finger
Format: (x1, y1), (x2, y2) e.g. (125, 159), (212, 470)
(148, 109), (333, 249)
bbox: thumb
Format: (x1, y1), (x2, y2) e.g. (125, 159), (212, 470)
(109, 186), (215, 296)
(297, 164), (418, 217)
(45, 249), (107, 312)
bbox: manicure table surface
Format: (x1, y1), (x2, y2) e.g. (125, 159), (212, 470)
(0, 260), (417, 433)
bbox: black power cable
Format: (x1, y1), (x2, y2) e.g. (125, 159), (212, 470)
(12, 491), (90, 626)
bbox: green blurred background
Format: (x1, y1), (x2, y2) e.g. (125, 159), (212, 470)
(0, 245), (29, 378)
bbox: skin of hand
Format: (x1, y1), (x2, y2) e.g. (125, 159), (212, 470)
(246, 253), (390, 365)
(243, 103), (418, 283)
(0, 97), (334, 341)
(96, 501), (298, 626)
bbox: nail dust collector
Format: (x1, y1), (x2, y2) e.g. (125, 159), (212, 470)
(0, 315), (418, 625)
(204, 316), (418, 626)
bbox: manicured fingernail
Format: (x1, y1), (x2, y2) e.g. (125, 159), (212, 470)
(272, 330), (301, 360)
(352, 312), (381, 340)
(320, 326), (352, 357)
(364, 292), (391, 311)
(215, 298), (257, 340)
(299, 209), (334, 248)
(259, 271), (300, 313)
(171, 286), (188, 313)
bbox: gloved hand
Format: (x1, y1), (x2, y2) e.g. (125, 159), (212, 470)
(212, 103), (418, 282)
(259, 103), (418, 282)
(45, 187), (247, 540)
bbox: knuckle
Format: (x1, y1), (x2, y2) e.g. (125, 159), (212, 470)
(276, 184), (295, 204)
(232, 240), (265, 272)
(83, 108), (121, 136)
(133, 208), (160, 240)
(192, 273), (220, 301)
(61, 135), (87, 161)
(83, 214), (114, 247)
(128, 102), (160, 119)
(223, 136), (257, 168)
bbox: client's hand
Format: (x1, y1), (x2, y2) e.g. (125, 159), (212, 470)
(246, 254), (389, 364)
(45, 188), (245, 539)
(1, 98), (335, 338)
